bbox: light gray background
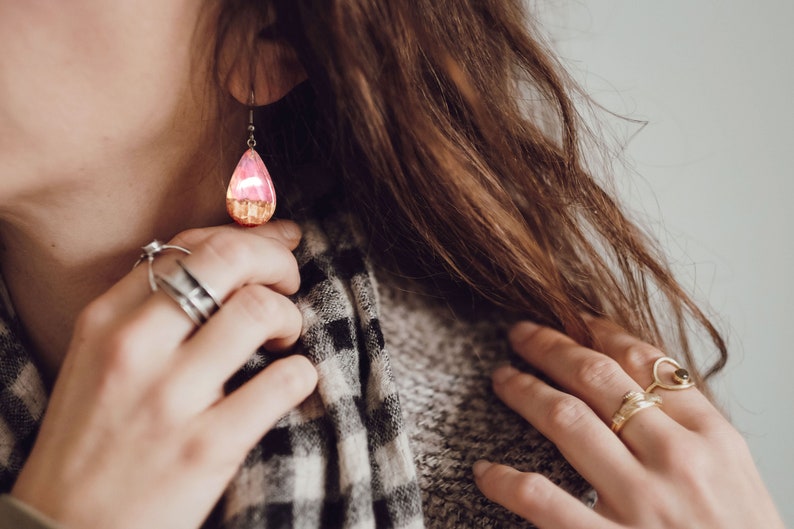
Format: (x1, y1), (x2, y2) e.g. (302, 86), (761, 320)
(536, 1), (793, 524)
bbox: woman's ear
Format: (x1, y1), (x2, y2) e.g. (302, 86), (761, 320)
(221, 29), (308, 106)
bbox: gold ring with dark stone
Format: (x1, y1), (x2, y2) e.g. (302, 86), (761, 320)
(645, 357), (695, 393)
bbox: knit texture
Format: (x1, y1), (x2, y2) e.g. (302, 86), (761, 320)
(379, 276), (592, 528)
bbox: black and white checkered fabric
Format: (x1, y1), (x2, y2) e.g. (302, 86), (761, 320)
(217, 208), (424, 528)
(0, 205), (424, 528)
(0, 311), (47, 494)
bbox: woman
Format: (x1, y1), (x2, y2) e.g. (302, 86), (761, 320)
(0, 1), (784, 528)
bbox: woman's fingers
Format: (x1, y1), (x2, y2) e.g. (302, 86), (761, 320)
(477, 320), (786, 529)
(170, 286), (303, 410)
(125, 222), (302, 348)
(473, 461), (612, 529)
(508, 322), (668, 431)
(172, 219), (304, 253)
(172, 224), (302, 298)
(200, 355), (317, 455)
(91, 220), (303, 327)
(505, 321), (698, 461)
(583, 317), (720, 432)
(491, 365), (652, 500)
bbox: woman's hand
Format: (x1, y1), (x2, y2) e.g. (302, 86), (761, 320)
(473, 319), (785, 529)
(11, 221), (317, 529)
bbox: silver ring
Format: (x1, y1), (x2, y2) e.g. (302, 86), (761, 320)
(154, 260), (222, 326)
(133, 240), (192, 292)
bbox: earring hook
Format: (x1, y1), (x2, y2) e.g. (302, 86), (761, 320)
(247, 89), (256, 149)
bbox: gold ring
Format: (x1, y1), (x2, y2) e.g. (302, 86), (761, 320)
(611, 391), (663, 434)
(644, 357), (695, 393)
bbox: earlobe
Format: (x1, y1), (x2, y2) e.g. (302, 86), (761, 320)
(225, 38), (308, 106)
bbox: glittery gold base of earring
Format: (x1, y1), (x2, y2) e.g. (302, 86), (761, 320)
(226, 197), (276, 227)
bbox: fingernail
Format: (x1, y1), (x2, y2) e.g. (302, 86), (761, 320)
(492, 365), (518, 385)
(472, 459), (493, 478)
(279, 221), (302, 241)
(508, 320), (539, 346)
(283, 355), (319, 395)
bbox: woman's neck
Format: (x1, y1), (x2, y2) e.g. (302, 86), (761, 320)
(0, 139), (237, 383)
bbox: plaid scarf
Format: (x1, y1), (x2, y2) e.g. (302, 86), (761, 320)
(0, 202), (424, 528)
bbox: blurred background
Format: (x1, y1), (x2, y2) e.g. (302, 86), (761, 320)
(534, 0), (793, 523)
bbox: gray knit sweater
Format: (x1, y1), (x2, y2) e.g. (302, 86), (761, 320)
(378, 272), (592, 528)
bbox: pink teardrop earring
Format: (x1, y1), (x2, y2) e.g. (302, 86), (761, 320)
(226, 90), (277, 227)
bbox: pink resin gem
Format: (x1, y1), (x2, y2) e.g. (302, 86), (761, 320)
(226, 148), (276, 226)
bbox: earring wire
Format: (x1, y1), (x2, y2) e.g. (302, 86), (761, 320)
(247, 89), (256, 149)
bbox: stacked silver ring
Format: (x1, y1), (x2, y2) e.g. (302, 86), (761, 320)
(154, 260), (222, 326)
(133, 239), (192, 292)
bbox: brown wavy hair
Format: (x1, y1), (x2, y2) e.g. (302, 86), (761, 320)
(215, 0), (727, 384)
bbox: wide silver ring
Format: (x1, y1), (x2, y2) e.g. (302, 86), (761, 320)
(154, 260), (222, 326)
(133, 239), (192, 292)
